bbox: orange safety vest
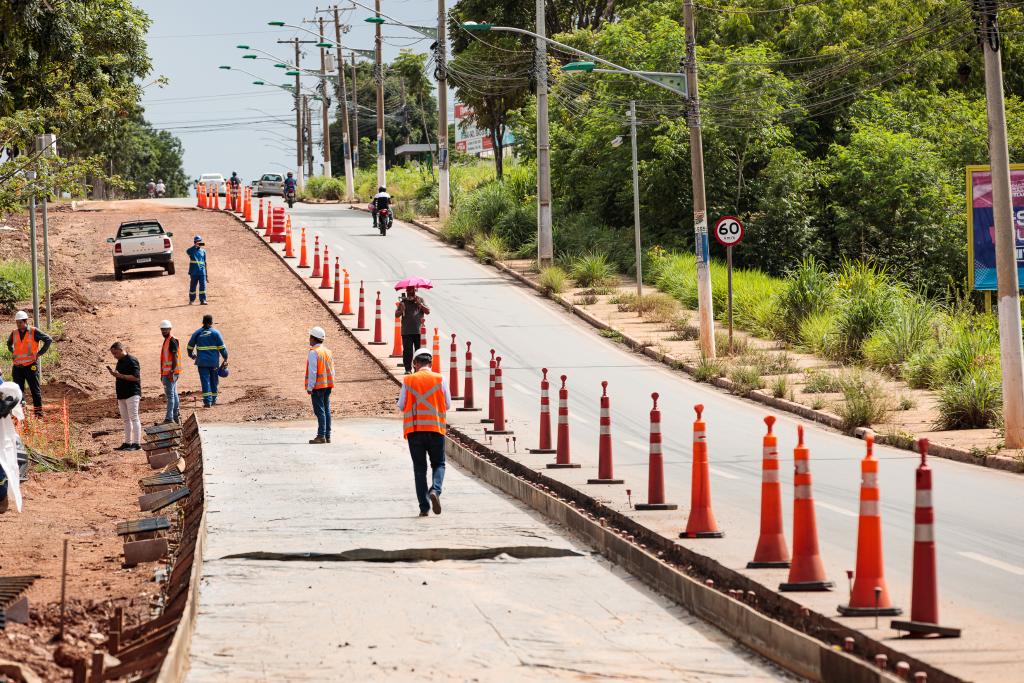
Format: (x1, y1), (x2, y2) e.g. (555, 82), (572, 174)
(11, 327), (38, 367)
(402, 369), (447, 438)
(306, 345), (335, 390)
(161, 336), (182, 377)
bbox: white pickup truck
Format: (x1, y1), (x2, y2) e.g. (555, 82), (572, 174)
(107, 219), (175, 281)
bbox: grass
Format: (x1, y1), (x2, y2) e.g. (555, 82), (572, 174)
(574, 293), (598, 306)
(803, 368), (843, 394)
(473, 233), (507, 265)
(715, 331), (750, 357)
(771, 375), (790, 399)
(835, 372), (891, 430)
(538, 266), (567, 296)
(612, 292), (679, 322)
(569, 252), (616, 288)
(0, 260), (33, 301)
(667, 316), (700, 341)
(693, 356), (724, 382)
(897, 394), (916, 411)
(936, 367), (1002, 429)
(728, 365), (765, 395)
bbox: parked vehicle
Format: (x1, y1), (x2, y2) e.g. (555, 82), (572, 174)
(199, 173), (227, 196)
(256, 173), (284, 197)
(107, 219), (175, 281)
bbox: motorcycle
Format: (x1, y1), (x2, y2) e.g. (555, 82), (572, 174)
(285, 188), (296, 208)
(376, 207), (393, 236)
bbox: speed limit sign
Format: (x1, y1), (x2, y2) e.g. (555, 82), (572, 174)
(714, 216), (744, 247)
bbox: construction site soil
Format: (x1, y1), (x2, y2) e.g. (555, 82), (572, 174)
(0, 200), (395, 681)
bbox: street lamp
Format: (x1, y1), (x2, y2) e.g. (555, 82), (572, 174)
(266, 20), (335, 48)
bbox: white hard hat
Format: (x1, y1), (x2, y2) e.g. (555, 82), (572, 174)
(13, 311), (28, 321)
(159, 320), (173, 329)
(413, 348), (433, 361)
(309, 326), (326, 340)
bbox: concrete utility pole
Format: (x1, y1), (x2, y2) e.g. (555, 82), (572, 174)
(36, 134), (56, 329)
(629, 101), (642, 300)
(305, 95), (315, 178)
(536, 0), (553, 268)
(977, 0), (1024, 448)
(374, 0), (386, 189)
(352, 53), (360, 170)
(318, 17), (333, 178)
(682, 0), (716, 358)
(26, 171), (39, 328)
(436, 0), (451, 220)
(279, 37), (305, 190)
(332, 6), (356, 201)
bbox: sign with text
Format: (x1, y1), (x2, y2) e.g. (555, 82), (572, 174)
(967, 164), (1024, 291)
(454, 102), (514, 156)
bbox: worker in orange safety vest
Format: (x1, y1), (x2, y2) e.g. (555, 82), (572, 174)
(306, 326), (335, 444)
(159, 320), (182, 425)
(397, 347), (451, 516)
(7, 310), (52, 417)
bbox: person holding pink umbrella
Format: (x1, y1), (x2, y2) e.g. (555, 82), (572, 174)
(395, 277), (432, 374)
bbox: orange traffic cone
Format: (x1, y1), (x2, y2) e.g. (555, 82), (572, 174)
(284, 225), (295, 258)
(839, 433), (902, 616)
(482, 349), (496, 424)
(780, 426), (834, 592)
(448, 334), (462, 400)
(588, 381), (623, 484)
(340, 269), (353, 315)
(681, 404), (723, 538)
(527, 368), (556, 454)
(287, 214), (292, 232)
(354, 281), (369, 331)
(546, 374), (579, 468)
(748, 416), (790, 568)
(311, 236), (321, 278)
(213, 185), (220, 210)
(456, 342), (482, 412)
(264, 202), (274, 238)
(635, 393), (678, 511)
(484, 356), (513, 436)
(431, 328), (441, 373)
(256, 198), (265, 229)
(244, 188), (252, 221)
(332, 259), (342, 303)
(368, 291), (387, 345)
(196, 183), (203, 208)
(205, 184), (212, 209)
(319, 245), (331, 289)
(389, 308), (402, 358)
(298, 227), (309, 268)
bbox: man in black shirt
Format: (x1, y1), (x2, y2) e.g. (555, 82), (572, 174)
(399, 286), (429, 374)
(107, 342), (142, 451)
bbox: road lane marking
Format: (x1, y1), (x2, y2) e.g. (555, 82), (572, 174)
(408, 260), (428, 268)
(509, 383), (531, 395)
(357, 260), (367, 269)
(709, 467), (739, 480)
(816, 502), (857, 518)
(958, 551), (1024, 576)
(625, 440), (647, 450)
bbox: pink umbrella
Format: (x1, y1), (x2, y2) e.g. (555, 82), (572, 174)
(394, 276), (433, 290)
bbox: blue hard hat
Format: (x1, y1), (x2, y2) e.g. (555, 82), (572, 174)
(217, 366), (229, 378)
(193, 234), (203, 243)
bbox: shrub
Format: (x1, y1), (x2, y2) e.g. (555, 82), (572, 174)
(804, 369), (843, 394)
(493, 202), (536, 247)
(0, 279), (21, 312)
(473, 233), (507, 265)
(668, 316), (700, 341)
(828, 261), (898, 361)
(798, 311), (837, 355)
(693, 356), (724, 382)
(776, 256), (835, 341)
(472, 182), (514, 232)
(835, 372), (891, 430)
(934, 317), (999, 385)
(902, 348), (939, 389)
(440, 213), (477, 248)
(729, 365), (765, 395)
(897, 394), (916, 410)
(538, 266), (567, 296)
(771, 375), (789, 399)
(569, 252), (616, 288)
(574, 293), (598, 305)
(862, 295), (939, 373)
(936, 367), (1002, 429)
(715, 331), (750, 356)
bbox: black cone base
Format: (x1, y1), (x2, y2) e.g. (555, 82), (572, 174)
(456, 407), (482, 412)
(747, 560), (791, 569)
(680, 530), (724, 539)
(484, 429), (513, 436)
(838, 604), (902, 617)
(890, 620), (961, 638)
(587, 478), (624, 484)
(546, 463), (581, 469)
(779, 580), (834, 592)
(353, 327), (369, 332)
(634, 503), (678, 511)
(527, 448), (556, 454)
(368, 341), (387, 346)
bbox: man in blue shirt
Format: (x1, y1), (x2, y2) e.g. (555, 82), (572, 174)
(283, 171), (297, 194)
(186, 235), (208, 305)
(187, 313), (228, 407)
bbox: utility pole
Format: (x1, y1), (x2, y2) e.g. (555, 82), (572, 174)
(374, 0), (386, 189)
(26, 171), (39, 328)
(536, 0), (553, 268)
(629, 101), (642, 300)
(36, 134), (56, 330)
(331, 6), (355, 201)
(318, 16), (333, 178)
(305, 95), (315, 178)
(352, 53), (360, 170)
(976, 0), (1024, 447)
(436, 0), (451, 220)
(280, 37), (305, 190)
(682, 0), (716, 358)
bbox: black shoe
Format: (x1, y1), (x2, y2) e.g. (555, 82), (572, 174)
(114, 443), (131, 451)
(418, 510), (429, 517)
(200, 301), (208, 305)
(325, 435), (331, 443)
(309, 436), (326, 444)
(429, 491), (441, 515)
(130, 443), (142, 451)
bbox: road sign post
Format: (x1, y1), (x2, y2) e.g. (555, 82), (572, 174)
(714, 216), (743, 354)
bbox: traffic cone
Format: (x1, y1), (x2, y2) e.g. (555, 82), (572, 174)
(264, 202), (274, 238)
(311, 236), (321, 278)
(839, 433), (902, 616)
(748, 416), (790, 568)
(341, 270), (353, 315)
(332, 259), (342, 303)
(419, 321), (427, 349)
(680, 404), (724, 539)
(780, 426), (834, 592)
(588, 381), (623, 484)
(367, 291), (387, 344)
(213, 186), (220, 210)
(353, 281), (369, 331)
(481, 349), (496, 424)
(286, 214), (293, 233)
(244, 188), (252, 221)
(485, 356), (513, 435)
(527, 368), (556, 454)
(431, 328), (441, 373)
(456, 341), (482, 412)
(389, 309), (402, 358)
(298, 227), (309, 268)
(319, 245), (332, 289)
(448, 334), (463, 400)
(891, 440), (961, 637)
(284, 225), (295, 258)
(635, 393), (678, 510)
(547, 375), (580, 468)
(196, 183), (203, 208)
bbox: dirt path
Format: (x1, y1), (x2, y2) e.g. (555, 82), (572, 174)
(0, 200), (395, 680)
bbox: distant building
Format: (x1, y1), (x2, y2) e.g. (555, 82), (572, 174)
(454, 103), (515, 158)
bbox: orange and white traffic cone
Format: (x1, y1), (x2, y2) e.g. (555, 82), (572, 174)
(891, 440), (960, 637)
(485, 356), (513, 435)
(368, 291), (387, 345)
(340, 269), (353, 315)
(284, 225), (296, 257)
(780, 426), (834, 592)
(482, 349), (496, 424)
(456, 341), (482, 412)
(839, 433), (902, 616)
(389, 307), (402, 358)
(635, 393), (678, 510)
(298, 227), (309, 268)
(431, 328), (441, 373)
(196, 183), (203, 208)
(311, 236), (321, 279)
(448, 334), (462, 400)
(588, 381), (623, 484)
(681, 404), (723, 538)
(264, 202), (274, 238)
(527, 368), (556, 454)
(419, 321), (427, 350)
(245, 188), (252, 221)
(354, 281), (369, 331)
(319, 246), (332, 289)
(547, 375), (580, 469)
(748, 416), (790, 568)
(331, 259), (342, 303)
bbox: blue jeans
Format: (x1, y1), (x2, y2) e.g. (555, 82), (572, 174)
(198, 366), (219, 406)
(407, 431), (445, 513)
(189, 270), (207, 303)
(162, 375), (180, 421)
(311, 388), (331, 437)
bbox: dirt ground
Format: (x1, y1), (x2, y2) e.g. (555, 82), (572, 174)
(0, 200), (395, 680)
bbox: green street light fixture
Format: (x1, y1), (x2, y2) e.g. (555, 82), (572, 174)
(267, 21), (285, 26)
(461, 21), (492, 31)
(364, 16), (385, 24)
(316, 42), (334, 48)
(253, 80), (265, 85)
(285, 70), (300, 76)
(236, 44), (250, 49)
(275, 63), (288, 69)
(242, 54), (258, 60)
(562, 61), (596, 72)
(218, 65), (231, 70)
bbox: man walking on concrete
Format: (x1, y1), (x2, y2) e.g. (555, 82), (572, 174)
(186, 235), (208, 305)
(399, 286), (429, 374)
(107, 342), (141, 451)
(397, 348), (451, 516)
(187, 314), (228, 407)
(159, 320), (181, 424)
(306, 326), (335, 444)
(7, 311), (51, 417)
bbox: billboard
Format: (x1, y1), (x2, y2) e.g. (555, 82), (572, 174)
(454, 102), (514, 156)
(967, 164), (1024, 290)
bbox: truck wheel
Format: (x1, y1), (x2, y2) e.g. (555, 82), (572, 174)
(166, 262), (176, 276)
(114, 267), (124, 281)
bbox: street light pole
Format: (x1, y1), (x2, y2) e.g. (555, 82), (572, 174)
(279, 37), (305, 190)
(305, 95), (315, 177)
(352, 53), (360, 170)
(437, 0), (451, 220)
(318, 17), (332, 178)
(536, 0), (554, 269)
(682, 0), (716, 358)
(332, 5), (356, 201)
(629, 101), (643, 301)
(374, 0), (386, 189)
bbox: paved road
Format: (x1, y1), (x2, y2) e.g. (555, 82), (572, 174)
(187, 420), (792, 681)
(276, 201), (1024, 630)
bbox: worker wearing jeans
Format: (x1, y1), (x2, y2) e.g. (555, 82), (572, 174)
(186, 235), (208, 305)
(397, 348), (451, 516)
(305, 326), (335, 444)
(187, 314), (228, 407)
(159, 320), (181, 423)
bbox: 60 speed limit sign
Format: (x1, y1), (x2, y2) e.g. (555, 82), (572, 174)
(714, 216), (744, 247)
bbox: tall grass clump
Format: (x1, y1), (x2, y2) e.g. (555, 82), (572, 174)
(473, 233), (507, 265)
(0, 260), (31, 310)
(936, 367), (1002, 429)
(827, 261), (898, 361)
(569, 252), (615, 287)
(538, 266), (567, 296)
(776, 256), (835, 341)
(934, 315), (999, 385)
(729, 365), (765, 395)
(862, 295), (940, 374)
(302, 175), (344, 200)
(835, 372), (891, 429)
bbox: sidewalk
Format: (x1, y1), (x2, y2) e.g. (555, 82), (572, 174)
(186, 419), (792, 681)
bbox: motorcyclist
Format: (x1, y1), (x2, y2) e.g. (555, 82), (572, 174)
(283, 172), (297, 196)
(229, 171), (241, 190)
(372, 186), (392, 228)
(155, 179), (166, 197)
(146, 179), (156, 198)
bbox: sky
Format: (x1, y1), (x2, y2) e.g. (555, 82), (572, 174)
(137, 1), (444, 185)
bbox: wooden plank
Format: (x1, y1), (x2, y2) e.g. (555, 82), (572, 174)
(116, 517), (170, 536)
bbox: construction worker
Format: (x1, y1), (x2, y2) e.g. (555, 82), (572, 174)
(397, 348), (451, 516)
(305, 326), (334, 444)
(186, 235), (208, 305)
(7, 311), (51, 417)
(159, 320), (181, 424)
(187, 314), (228, 407)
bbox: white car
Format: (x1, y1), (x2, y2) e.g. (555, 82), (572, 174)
(199, 173), (227, 196)
(107, 219), (175, 281)
(255, 173), (284, 197)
